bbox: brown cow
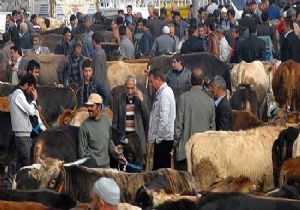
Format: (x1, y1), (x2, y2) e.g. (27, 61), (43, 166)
(279, 157), (300, 188)
(272, 60), (300, 112)
(107, 60), (149, 90)
(232, 110), (264, 131)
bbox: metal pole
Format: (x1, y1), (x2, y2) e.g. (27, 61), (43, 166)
(192, 0), (199, 18)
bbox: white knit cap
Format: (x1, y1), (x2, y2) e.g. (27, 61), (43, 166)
(162, 25), (170, 34)
(93, 177), (120, 205)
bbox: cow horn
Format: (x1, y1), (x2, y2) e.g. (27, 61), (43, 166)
(59, 161), (64, 170)
(38, 157), (44, 165)
(60, 106), (65, 112)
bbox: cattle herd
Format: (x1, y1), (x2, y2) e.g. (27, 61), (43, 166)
(1, 15), (300, 210)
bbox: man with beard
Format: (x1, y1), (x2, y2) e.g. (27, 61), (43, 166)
(78, 94), (125, 168)
(30, 33), (50, 55)
(112, 76), (149, 167)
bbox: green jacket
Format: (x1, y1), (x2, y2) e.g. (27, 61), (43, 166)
(78, 115), (117, 167)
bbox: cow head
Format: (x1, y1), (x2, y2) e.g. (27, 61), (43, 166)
(32, 158), (64, 191)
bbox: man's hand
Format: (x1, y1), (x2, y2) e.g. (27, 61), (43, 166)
(118, 154), (126, 164)
(134, 88), (144, 102)
(31, 88), (38, 101)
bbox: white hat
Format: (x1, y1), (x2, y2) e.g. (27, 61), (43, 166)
(85, 93), (103, 105)
(93, 177), (120, 205)
(221, 7), (227, 13)
(162, 25), (170, 34)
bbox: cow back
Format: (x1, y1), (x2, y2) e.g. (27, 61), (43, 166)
(149, 52), (231, 91)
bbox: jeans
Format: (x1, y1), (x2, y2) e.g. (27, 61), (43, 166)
(15, 136), (32, 170)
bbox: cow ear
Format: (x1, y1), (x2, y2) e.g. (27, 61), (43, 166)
(38, 157), (45, 166)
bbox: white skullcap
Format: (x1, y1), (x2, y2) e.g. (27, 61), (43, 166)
(221, 7), (227, 13)
(162, 25), (170, 34)
(93, 177), (120, 205)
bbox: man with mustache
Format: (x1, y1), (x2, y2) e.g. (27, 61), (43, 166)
(78, 93), (125, 168)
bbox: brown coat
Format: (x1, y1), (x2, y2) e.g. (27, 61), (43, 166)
(2, 41), (14, 68)
(207, 32), (220, 59)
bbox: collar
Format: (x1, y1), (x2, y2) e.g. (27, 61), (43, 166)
(285, 30), (293, 38)
(191, 86), (203, 91)
(214, 95), (225, 107)
(172, 67), (184, 74)
(156, 82), (167, 96)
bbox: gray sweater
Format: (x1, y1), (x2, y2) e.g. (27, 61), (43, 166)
(78, 115), (117, 168)
(9, 89), (37, 137)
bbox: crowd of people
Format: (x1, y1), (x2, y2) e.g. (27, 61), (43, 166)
(3, 0), (300, 200)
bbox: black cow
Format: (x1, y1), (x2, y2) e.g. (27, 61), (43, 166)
(266, 185), (300, 200)
(0, 189), (76, 209)
(272, 127), (300, 187)
(230, 84), (258, 116)
(148, 53), (232, 91)
(0, 84), (76, 125)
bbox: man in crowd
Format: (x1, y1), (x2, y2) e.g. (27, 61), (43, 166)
(165, 54), (192, 103)
(54, 27), (72, 55)
(92, 32), (109, 89)
(174, 68), (215, 170)
(119, 25), (135, 59)
(169, 24), (180, 51)
(148, 9), (165, 39)
(173, 12), (188, 40)
(7, 46), (22, 84)
(9, 74), (38, 169)
(281, 17), (300, 62)
(77, 59), (109, 107)
(2, 33), (14, 69)
(19, 22), (32, 50)
(198, 23), (208, 50)
(207, 22), (220, 59)
(125, 5), (134, 28)
(210, 75), (232, 131)
(112, 76), (150, 167)
(31, 33), (50, 55)
(138, 19), (154, 56)
(78, 94), (124, 168)
(18, 59), (40, 81)
(7, 16), (20, 47)
(57, 41), (86, 87)
(90, 177), (120, 210)
(238, 22), (266, 62)
(181, 25), (204, 54)
(230, 26), (243, 63)
(151, 26), (176, 56)
(148, 69), (176, 170)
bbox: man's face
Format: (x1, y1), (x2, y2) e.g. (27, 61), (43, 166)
(174, 15), (180, 24)
(127, 7), (132, 15)
(172, 59), (182, 71)
(125, 80), (136, 99)
(148, 75), (161, 90)
(169, 26), (175, 37)
(232, 30), (239, 39)
(84, 19), (92, 28)
(87, 103), (101, 119)
(111, 21), (118, 30)
(198, 27), (205, 38)
(83, 67), (93, 81)
(10, 49), (19, 62)
(209, 81), (218, 99)
(29, 68), (40, 80)
(74, 45), (82, 55)
(33, 37), (41, 48)
(250, 4), (257, 13)
(64, 33), (72, 42)
(23, 83), (35, 95)
(136, 22), (143, 32)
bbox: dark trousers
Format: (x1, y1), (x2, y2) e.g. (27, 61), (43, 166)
(152, 140), (173, 171)
(15, 136), (32, 170)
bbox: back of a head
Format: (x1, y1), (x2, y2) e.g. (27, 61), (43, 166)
(160, 7), (167, 15)
(191, 68), (204, 86)
(92, 31), (102, 44)
(27, 59), (40, 73)
(213, 75), (227, 90)
(93, 177), (120, 206)
(76, 12), (84, 23)
(188, 25), (197, 36)
(19, 74), (36, 87)
(149, 68), (165, 82)
(142, 19), (148, 28)
(261, 12), (269, 22)
(70, 14), (76, 22)
(116, 16), (124, 26)
(119, 25), (126, 36)
(248, 21), (257, 34)
(3, 32), (11, 43)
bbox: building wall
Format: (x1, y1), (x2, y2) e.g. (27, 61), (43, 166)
(0, 0), (29, 12)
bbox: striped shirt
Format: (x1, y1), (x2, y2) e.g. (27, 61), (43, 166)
(125, 98), (135, 132)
